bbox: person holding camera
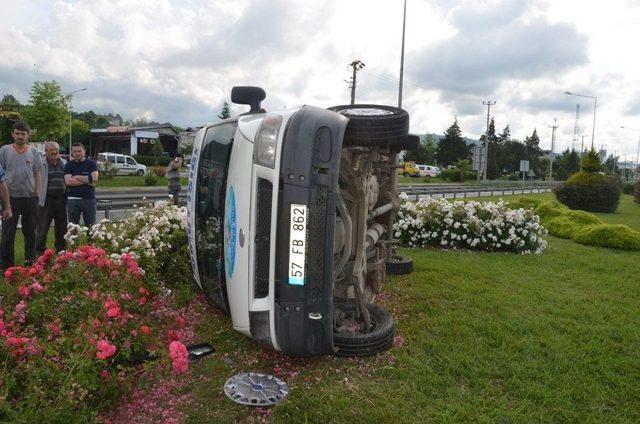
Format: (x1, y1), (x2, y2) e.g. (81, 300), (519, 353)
(166, 153), (184, 204)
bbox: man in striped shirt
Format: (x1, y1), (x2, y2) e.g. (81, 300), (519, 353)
(36, 141), (67, 254)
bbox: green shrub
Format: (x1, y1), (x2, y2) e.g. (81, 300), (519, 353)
(635, 180), (640, 204)
(564, 210), (602, 225)
(144, 173), (159, 186)
(545, 215), (582, 239)
(152, 165), (166, 177)
(440, 168), (477, 182)
(508, 197), (543, 210)
(573, 224), (640, 251)
(554, 173), (621, 213)
(534, 201), (567, 222)
(566, 171), (607, 185)
(622, 182), (635, 195)
(132, 155), (171, 166)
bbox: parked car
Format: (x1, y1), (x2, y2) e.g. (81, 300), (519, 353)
(398, 161), (421, 177)
(415, 164), (441, 178)
(97, 152), (147, 176)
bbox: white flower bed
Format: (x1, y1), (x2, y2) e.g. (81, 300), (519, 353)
(65, 200), (187, 260)
(394, 194), (548, 254)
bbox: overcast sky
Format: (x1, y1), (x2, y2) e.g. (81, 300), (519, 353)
(2, 0), (640, 159)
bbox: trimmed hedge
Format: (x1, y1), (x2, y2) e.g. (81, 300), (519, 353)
(440, 168), (477, 182)
(545, 216), (582, 239)
(508, 197), (543, 210)
(534, 201), (568, 221)
(573, 224), (640, 251)
(622, 182), (635, 195)
(554, 172), (621, 213)
(133, 155), (171, 166)
(564, 210), (602, 226)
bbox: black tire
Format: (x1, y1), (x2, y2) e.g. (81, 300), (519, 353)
(328, 104), (409, 146)
(334, 304), (395, 357)
(386, 255), (413, 275)
(137, 169), (144, 176)
(403, 172), (409, 177)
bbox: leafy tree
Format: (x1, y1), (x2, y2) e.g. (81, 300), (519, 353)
(218, 102), (231, 120)
(436, 119), (469, 166)
(604, 154), (618, 175)
(152, 138), (165, 165)
(404, 134), (437, 164)
(455, 159), (471, 182)
(1, 94), (21, 111)
(554, 149), (581, 180)
(21, 81), (68, 142)
(63, 119), (91, 148)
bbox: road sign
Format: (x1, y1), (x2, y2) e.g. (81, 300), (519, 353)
(472, 145), (487, 171)
(519, 160), (530, 172)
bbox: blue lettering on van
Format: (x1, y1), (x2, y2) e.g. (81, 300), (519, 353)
(224, 186), (237, 278)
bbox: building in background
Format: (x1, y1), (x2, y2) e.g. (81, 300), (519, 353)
(88, 124), (179, 158)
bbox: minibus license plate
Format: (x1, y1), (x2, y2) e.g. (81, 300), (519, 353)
(288, 204), (307, 285)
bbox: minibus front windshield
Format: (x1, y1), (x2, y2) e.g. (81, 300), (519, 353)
(194, 122), (237, 310)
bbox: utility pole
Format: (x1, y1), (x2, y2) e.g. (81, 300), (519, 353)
(482, 101), (495, 181)
(572, 104), (580, 151)
(548, 118), (558, 180)
(398, 0), (407, 108)
(347, 60), (365, 105)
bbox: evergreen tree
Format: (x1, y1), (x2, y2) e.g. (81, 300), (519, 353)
(524, 128), (544, 177)
(479, 118), (500, 179)
(218, 102), (231, 120)
(582, 149), (602, 173)
(498, 125), (510, 143)
(22, 81), (68, 142)
(436, 119), (469, 166)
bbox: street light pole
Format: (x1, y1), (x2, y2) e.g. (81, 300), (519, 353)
(565, 91), (597, 150)
(66, 88), (87, 151)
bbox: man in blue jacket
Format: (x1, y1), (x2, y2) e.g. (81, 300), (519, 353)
(64, 143), (99, 228)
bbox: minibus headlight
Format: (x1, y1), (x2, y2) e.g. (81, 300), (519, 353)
(254, 114), (282, 168)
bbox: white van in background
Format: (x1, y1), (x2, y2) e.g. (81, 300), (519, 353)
(416, 164), (441, 178)
(97, 152), (147, 176)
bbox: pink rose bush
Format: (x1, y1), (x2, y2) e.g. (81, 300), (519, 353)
(0, 246), (190, 422)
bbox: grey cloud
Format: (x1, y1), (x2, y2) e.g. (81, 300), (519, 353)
(625, 96), (640, 115)
(448, 0), (528, 30)
(510, 94), (580, 114)
(408, 5), (588, 97)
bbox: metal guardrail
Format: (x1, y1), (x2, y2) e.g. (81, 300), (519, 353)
(94, 181), (561, 213)
(398, 184), (558, 200)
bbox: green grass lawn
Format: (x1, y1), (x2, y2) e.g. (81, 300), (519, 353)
(10, 194), (639, 422)
(97, 176), (188, 188)
(173, 194), (640, 422)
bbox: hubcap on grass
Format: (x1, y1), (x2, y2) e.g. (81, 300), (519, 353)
(224, 372), (289, 406)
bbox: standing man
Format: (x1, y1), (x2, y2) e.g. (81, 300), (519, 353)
(0, 121), (43, 268)
(64, 143), (99, 228)
(166, 153), (183, 204)
(36, 141), (67, 254)
(0, 164), (13, 222)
